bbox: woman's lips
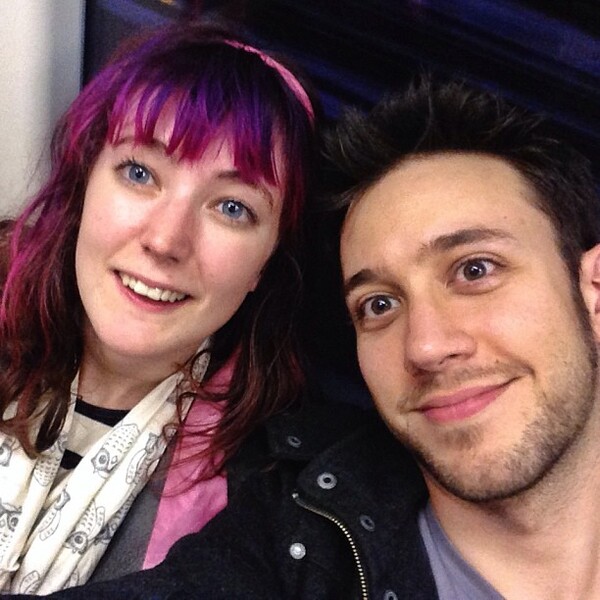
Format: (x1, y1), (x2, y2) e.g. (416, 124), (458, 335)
(418, 381), (513, 423)
(114, 271), (190, 312)
(117, 271), (188, 302)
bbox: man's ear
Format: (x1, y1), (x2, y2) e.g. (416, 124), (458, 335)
(579, 244), (600, 338)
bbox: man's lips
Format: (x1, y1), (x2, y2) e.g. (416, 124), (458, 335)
(417, 381), (514, 423)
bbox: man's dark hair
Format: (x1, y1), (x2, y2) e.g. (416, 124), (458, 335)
(322, 77), (600, 281)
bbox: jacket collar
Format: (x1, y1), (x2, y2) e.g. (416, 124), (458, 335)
(270, 406), (438, 599)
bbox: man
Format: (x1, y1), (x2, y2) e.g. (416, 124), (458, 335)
(21, 80), (600, 599)
(332, 79), (600, 599)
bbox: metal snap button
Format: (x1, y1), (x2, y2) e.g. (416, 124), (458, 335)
(289, 542), (306, 560)
(286, 435), (302, 448)
(359, 514), (375, 531)
(316, 472), (337, 489)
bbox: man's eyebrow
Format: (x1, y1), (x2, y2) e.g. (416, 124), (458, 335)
(343, 227), (516, 299)
(421, 227), (517, 257)
(343, 269), (405, 300)
(343, 269), (381, 299)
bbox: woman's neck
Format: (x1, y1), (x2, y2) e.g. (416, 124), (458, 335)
(77, 347), (179, 410)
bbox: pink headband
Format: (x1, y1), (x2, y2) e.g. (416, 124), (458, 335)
(224, 40), (315, 125)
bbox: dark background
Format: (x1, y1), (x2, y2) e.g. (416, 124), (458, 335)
(84, 0), (600, 405)
(84, 0), (600, 157)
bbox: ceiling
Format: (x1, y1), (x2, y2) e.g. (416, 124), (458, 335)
(86, 0), (600, 171)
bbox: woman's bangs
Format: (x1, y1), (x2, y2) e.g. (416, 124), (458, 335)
(227, 104), (281, 190)
(106, 77), (282, 193)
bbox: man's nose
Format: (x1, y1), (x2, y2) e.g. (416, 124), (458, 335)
(403, 297), (476, 374)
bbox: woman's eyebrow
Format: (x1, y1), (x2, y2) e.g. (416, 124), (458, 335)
(215, 170), (275, 207)
(111, 142), (276, 206)
(114, 136), (168, 153)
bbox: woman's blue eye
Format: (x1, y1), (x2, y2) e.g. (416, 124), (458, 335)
(219, 199), (252, 222)
(125, 163), (151, 185)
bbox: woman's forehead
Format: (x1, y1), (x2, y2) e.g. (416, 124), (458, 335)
(109, 112), (286, 193)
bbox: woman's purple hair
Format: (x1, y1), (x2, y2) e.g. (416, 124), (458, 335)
(0, 21), (315, 460)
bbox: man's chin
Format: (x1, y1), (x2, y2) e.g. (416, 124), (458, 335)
(415, 440), (566, 505)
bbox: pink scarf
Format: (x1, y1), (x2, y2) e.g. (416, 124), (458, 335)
(143, 363), (233, 568)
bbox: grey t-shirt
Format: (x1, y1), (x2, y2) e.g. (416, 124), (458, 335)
(418, 502), (505, 600)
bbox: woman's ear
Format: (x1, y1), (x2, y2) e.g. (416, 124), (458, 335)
(579, 244), (600, 338)
(248, 266), (265, 292)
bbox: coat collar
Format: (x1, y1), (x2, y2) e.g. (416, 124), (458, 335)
(270, 406), (438, 599)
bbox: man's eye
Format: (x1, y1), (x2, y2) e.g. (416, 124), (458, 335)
(361, 295), (399, 319)
(458, 259), (494, 281)
(218, 199), (255, 223)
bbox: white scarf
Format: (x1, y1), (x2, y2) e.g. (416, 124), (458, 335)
(0, 351), (209, 594)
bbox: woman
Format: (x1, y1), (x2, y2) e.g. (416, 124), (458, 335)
(0, 21), (315, 594)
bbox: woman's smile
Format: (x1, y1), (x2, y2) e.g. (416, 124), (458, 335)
(117, 271), (188, 303)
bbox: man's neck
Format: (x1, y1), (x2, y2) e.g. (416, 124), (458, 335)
(426, 423), (600, 600)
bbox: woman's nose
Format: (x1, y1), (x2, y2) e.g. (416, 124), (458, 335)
(139, 197), (195, 264)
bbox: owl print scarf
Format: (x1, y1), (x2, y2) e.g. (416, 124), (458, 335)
(0, 350), (209, 595)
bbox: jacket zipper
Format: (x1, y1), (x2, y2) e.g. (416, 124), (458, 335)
(292, 491), (369, 600)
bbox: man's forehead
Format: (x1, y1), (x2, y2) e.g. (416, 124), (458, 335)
(344, 154), (536, 226)
(340, 152), (554, 267)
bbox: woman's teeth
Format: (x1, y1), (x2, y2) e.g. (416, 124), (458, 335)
(119, 273), (186, 302)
